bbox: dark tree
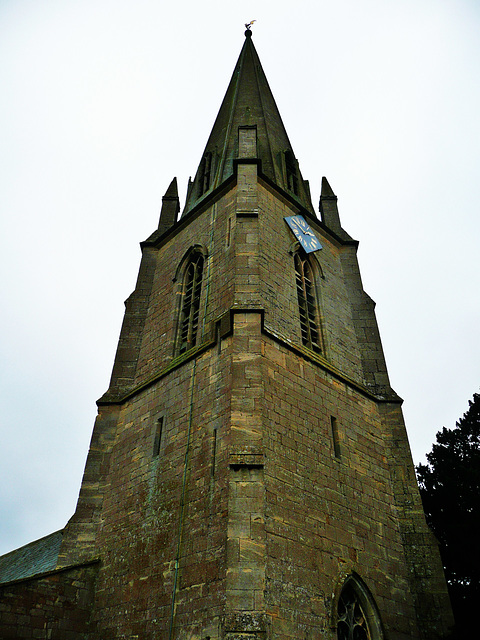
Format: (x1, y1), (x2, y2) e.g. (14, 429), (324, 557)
(417, 392), (480, 636)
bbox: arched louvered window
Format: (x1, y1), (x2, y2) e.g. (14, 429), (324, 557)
(337, 577), (383, 640)
(177, 252), (204, 354)
(198, 152), (213, 197)
(294, 252), (322, 353)
(285, 149), (299, 195)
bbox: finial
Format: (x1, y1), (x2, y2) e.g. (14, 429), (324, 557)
(245, 20), (256, 37)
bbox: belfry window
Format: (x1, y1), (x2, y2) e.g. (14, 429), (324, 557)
(337, 577), (383, 640)
(294, 252), (322, 353)
(285, 150), (299, 195)
(177, 252), (204, 354)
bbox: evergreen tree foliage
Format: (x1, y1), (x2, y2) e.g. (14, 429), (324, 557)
(417, 392), (480, 636)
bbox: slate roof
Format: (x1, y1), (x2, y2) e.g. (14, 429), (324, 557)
(0, 530), (63, 584)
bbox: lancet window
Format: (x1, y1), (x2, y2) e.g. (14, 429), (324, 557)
(294, 251), (322, 353)
(177, 251), (204, 354)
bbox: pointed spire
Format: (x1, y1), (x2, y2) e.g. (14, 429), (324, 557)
(183, 31), (314, 215)
(157, 177), (180, 234)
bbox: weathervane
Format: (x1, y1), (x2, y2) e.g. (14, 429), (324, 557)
(245, 20), (256, 31)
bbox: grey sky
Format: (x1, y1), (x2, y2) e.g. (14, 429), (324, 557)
(1, 0), (479, 556)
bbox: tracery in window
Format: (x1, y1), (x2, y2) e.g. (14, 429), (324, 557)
(337, 583), (371, 640)
(336, 577), (383, 640)
(294, 251), (322, 353)
(177, 251), (204, 354)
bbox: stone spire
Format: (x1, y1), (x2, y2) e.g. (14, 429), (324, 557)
(182, 29), (314, 216)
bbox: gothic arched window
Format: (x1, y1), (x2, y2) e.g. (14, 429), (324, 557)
(337, 577), (384, 640)
(177, 251), (204, 354)
(294, 251), (322, 354)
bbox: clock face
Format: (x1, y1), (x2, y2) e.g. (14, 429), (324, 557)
(284, 215), (323, 253)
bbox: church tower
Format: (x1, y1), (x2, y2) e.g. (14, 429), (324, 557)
(1, 30), (453, 639)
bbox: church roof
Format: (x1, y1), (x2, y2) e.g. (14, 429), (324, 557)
(183, 29), (314, 216)
(0, 530), (63, 584)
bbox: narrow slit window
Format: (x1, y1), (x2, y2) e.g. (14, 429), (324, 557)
(294, 252), (322, 353)
(211, 428), (217, 477)
(153, 417), (164, 457)
(331, 416), (341, 459)
(178, 252), (204, 354)
(226, 217), (232, 247)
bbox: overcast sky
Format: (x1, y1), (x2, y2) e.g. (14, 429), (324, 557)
(1, 0), (479, 556)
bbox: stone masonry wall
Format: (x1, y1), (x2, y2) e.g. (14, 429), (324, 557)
(85, 342), (232, 638)
(261, 335), (420, 639)
(58, 405), (120, 568)
(58, 187), (238, 577)
(0, 563), (98, 639)
(256, 180), (366, 388)
(133, 189), (237, 390)
(380, 402), (455, 639)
